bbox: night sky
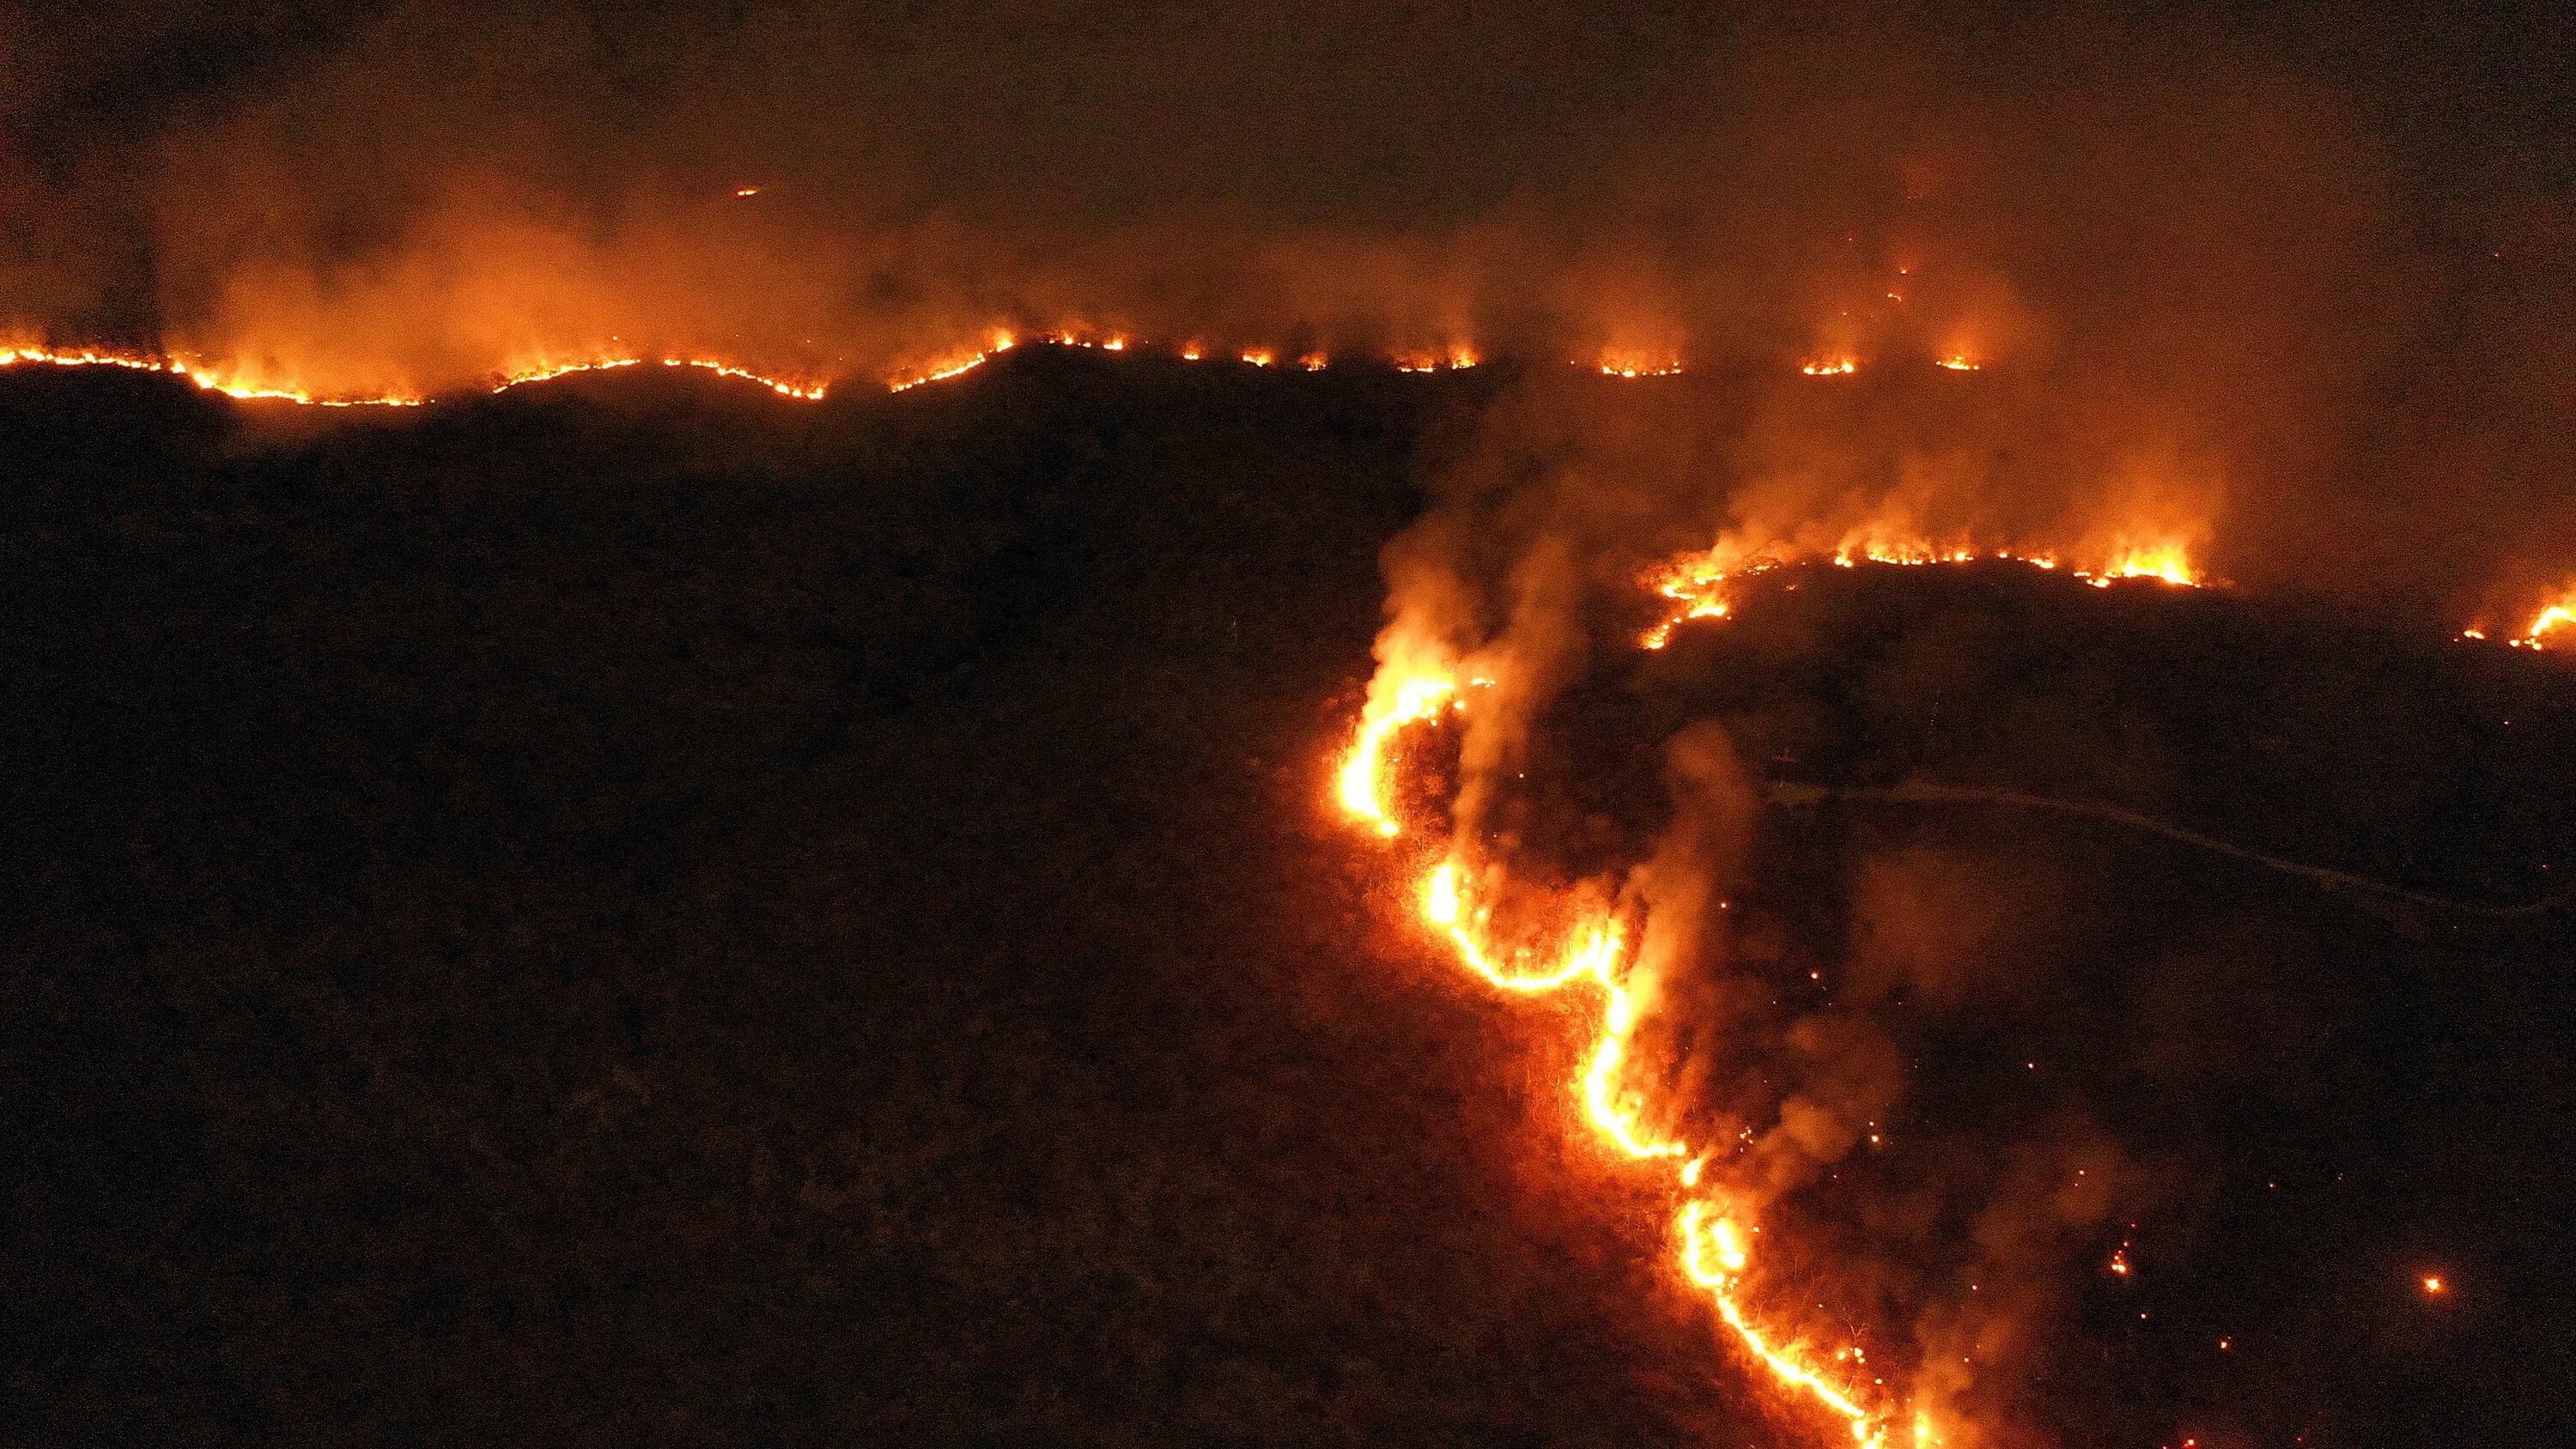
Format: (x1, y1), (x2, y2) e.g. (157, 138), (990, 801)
(7, 6), (2576, 1447)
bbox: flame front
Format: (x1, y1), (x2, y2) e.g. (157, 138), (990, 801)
(1637, 528), (2202, 651)
(1337, 664), (1898, 1449)
(2518, 588), (2576, 649)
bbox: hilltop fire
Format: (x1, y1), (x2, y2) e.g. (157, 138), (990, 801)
(1637, 533), (2203, 651)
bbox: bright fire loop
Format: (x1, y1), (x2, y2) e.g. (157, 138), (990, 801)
(1335, 663), (1902, 1448)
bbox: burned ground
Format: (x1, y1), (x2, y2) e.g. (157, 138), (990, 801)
(3, 353), (2572, 1446)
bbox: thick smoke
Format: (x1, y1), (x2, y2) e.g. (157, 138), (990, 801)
(6, 5), (2575, 606)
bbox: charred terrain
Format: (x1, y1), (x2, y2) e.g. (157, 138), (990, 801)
(5, 351), (2574, 1447)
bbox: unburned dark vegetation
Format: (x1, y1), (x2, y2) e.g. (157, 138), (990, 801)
(3, 352), (2572, 1446)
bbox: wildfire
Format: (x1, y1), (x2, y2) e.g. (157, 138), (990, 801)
(1801, 358), (1860, 377)
(1597, 354), (1685, 379)
(492, 355), (827, 399)
(889, 330), (1016, 392)
(1336, 668), (1461, 836)
(1933, 355), (1979, 372)
(6, 325), (1698, 408)
(2513, 588), (2576, 648)
(1637, 532), (2202, 651)
(1336, 654), (1899, 1449)
(1395, 344), (1480, 373)
(2, 339), (834, 406)
(0, 342), (427, 407)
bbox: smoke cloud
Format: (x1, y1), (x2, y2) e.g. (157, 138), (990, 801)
(4, 0), (2573, 616)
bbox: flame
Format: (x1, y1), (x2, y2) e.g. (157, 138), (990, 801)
(0, 343), (427, 407)
(1340, 670), (1895, 1448)
(889, 330), (1015, 392)
(1933, 355), (1979, 372)
(1336, 668), (1460, 836)
(1637, 529), (2202, 650)
(732, 186), (760, 197)
(3, 340), (830, 406)
(2517, 588), (2576, 648)
(9, 325), (1704, 407)
(492, 355), (828, 399)
(1596, 350), (1684, 379)
(1801, 358), (1859, 377)
(1394, 343), (1481, 373)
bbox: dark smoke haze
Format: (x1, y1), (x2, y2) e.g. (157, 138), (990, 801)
(5, 3), (2574, 609)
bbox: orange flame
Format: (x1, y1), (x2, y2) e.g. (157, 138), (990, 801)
(2516, 587), (2576, 648)
(1596, 349), (1685, 379)
(0, 342), (427, 407)
(1340, 668), (1898, 1449)
(1801, 358), (1859, 377)
(1637, 530), (2202, 651)
(1336, 668), (1459, 836)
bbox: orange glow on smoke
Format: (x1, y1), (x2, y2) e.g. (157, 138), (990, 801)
(1335, 648), (1898, 1448)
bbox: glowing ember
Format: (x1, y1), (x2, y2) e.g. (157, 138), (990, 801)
(732, 186), (759, 197)
(2422, 1275), (2446, 1295)
(1298, 351), (1329, 371)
